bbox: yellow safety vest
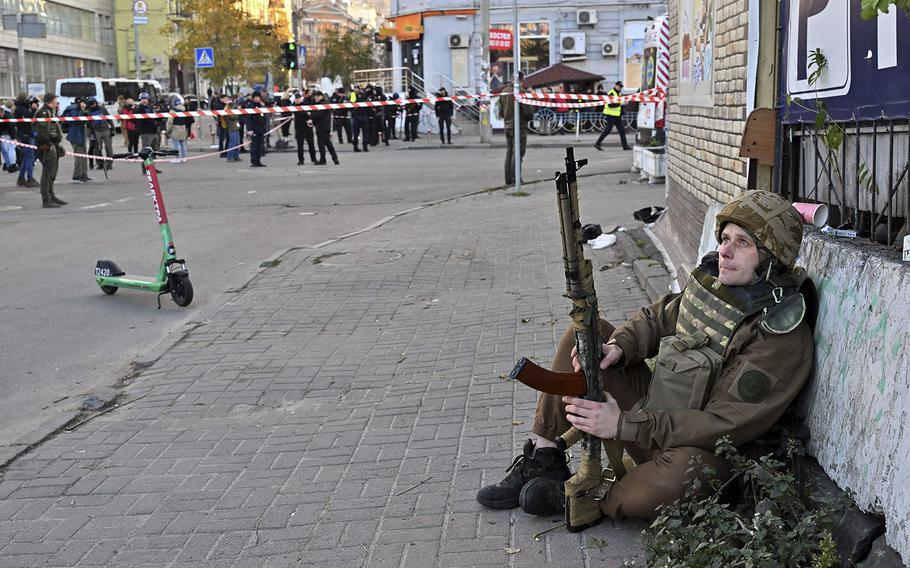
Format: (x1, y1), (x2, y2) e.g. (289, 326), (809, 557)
(602, 88), (622, 117)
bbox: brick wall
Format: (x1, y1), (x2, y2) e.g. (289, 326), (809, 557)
(663, 0), (750, 264)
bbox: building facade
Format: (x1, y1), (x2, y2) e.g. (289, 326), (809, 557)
(113, 0), (292, 94)
(386, 0), (666, 94)
(292, 0), (381, 82)
(0, 0), (116, 98)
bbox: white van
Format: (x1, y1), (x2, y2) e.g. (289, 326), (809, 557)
(55, 78), (164, 128)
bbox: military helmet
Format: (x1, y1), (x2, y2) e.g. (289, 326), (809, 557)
(715, 190), (804, 269)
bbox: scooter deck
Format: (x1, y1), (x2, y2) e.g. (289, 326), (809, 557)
(97, 275), (168, 293)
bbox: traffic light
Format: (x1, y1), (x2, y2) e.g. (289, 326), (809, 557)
(281, 42), (298, 70)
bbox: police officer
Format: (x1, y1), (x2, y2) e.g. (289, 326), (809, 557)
(293, 92), (317, 165)
(371, 85), (389, 146)
(87, 97), (114, 172)
(245, 90), (266, 167)
(310, 91), (339, 166)
(594, 80), (630, 151)
(34, 94), (66, 208)
(331, 88), (352, 145)
(434, 87), (454, 145)
(349, 86), (370, 153)
(384, 92), (399, 140)
(402, 87), (421, 142)
(477, 191), (814, 523)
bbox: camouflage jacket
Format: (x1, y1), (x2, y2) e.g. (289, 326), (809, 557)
(610, 272), (815, 451)
(35, 105), (63, 147)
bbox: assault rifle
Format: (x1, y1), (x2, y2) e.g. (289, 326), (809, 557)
(510, 146), (626, 531)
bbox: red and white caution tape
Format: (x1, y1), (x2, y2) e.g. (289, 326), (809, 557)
(0, 117), (292, 164)
(0, 90), (666, 123)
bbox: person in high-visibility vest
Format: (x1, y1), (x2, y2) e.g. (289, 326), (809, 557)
(594, 80), (630, 151)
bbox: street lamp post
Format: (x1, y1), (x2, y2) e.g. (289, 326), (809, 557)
(512, 0), (521, 193)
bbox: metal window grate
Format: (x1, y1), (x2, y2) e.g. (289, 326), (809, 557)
(784, 119), (910, 247)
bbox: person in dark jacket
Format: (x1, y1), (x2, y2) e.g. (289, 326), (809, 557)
(87, 97), (114, 172)
(403, 87), (421, 142)
(134, 92), (161, 173)
(349, 86), (370, 153)
(385, 93), (399, 140)
(210, 93), (227, 157)
(310, 91), (338, 165)
(0, 100), (18, 173)
(371, 85), (389, 146)
(62, 97), (89, 182)
(434, 87), (454, 145)
(293, 92), (317, 165)
(245, 91), (266, 167)
(14, 94), (39, 187)
(330, 88), (352, 144)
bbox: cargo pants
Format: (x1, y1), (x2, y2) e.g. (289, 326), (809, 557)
(532, 320), (731, 520)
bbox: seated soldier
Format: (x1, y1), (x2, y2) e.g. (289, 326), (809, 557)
(477, 191), (815, 522)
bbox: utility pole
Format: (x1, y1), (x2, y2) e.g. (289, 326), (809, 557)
(479, 0), (491, 143)
(16, 13), (26, 94)
(512, 0), (521, 193)
(134, 23), (141, 79)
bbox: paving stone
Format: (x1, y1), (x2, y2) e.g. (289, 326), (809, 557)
(0, 170), (659, 567)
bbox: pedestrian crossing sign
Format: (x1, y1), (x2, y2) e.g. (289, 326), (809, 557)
(195, 47), (214, 68)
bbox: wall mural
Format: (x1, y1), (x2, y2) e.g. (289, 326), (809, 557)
(678, 0), (715, 107)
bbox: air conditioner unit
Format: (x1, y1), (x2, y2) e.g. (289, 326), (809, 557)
(601, 41), (619, 57)
(448, 33), (469, 49)
(560, 32), (586, 56)
(577, 9), (597, 26)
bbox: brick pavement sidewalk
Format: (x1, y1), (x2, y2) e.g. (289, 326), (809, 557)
(0, 173), (664, 568)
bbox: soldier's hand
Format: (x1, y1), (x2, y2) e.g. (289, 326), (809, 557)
(562, 394), (620, 439)
(571, 342), (623, 372)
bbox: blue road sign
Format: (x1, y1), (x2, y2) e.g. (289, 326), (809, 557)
(195, 47), (214, 68)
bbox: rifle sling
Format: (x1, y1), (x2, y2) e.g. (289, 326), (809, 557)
(510, 357), (587, 396)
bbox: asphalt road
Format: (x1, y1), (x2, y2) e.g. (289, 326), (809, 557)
(0, 129), (636, 461)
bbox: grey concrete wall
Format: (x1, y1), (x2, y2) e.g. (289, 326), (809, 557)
(797, 231), (910, 563)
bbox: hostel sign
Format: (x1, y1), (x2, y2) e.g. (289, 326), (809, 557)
(489, 28), (513, 51)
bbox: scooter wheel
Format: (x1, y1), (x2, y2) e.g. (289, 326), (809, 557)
(170, 274), (194, 307)
(101, 285), (118, 295)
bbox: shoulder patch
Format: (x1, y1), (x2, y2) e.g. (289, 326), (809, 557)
(728, 361), (779, 404)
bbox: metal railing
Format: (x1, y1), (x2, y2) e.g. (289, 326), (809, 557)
(351, 66), (425, 96)
(436, 73), (480, 124)
(783, 119), (909, 246)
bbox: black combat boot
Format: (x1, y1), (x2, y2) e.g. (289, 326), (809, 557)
(519, 476), (566, 516)
(476, 439), (570, 510)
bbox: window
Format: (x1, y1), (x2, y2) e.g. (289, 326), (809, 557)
(45, 1), (95, 42)
(489, 21), (551, 89)
(60, 82), (97, 98)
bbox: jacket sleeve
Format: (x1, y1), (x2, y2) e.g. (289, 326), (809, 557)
(608, 292), (682, 366)
(616, 319), (815, 451)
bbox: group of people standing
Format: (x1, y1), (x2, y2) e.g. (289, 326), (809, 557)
(0, 93), (68, 207)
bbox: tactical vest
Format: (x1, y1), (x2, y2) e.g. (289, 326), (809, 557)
(602, 89), (622, 117)
(641, 264), (780, 412)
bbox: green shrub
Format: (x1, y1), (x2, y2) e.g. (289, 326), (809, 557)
(625, 436), (838, 568)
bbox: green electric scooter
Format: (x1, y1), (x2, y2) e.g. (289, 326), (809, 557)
(94, 147), (194, 308)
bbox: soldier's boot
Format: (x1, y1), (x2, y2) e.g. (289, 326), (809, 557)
(51, 194), (67, 205)
(476, 439), (570, 510)
(518, 477), (565, 516)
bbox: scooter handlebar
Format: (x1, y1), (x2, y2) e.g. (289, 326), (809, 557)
(110, 149), (180, 160)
